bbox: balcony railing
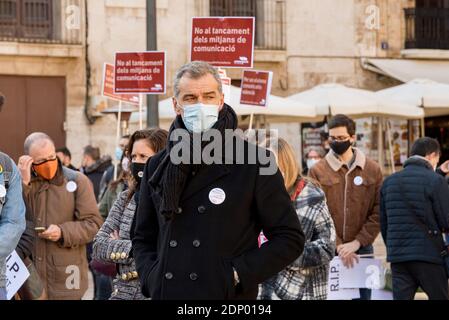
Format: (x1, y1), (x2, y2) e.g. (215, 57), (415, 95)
(0, 0), (83, 45)
(405, 7), (449, 50)
(210, 0), (286, 51)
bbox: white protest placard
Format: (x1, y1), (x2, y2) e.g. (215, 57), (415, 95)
(5, 251), (30, 300)
(339, 257), (385, 290)
(327, 257), (360, 300)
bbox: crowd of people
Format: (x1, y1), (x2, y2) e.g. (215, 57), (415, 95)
(1, 61), (449, 301)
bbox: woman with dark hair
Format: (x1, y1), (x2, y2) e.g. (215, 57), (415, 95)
(93, 128), (168, 300)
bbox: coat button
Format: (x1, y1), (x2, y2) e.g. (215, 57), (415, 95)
(120, 252), (127, 259)
(170, 240), (178, 248)
(198, 206), (206, 214)
(434, 231), (439, 235)
(165, 272), (173, 280)
(110, 253), (116, 260)
(132, 271), (138, 279)
(192, 240), (201, 248)
(189, 273), (198, 281)
(176, 207), (183, 214)
(121, 273), (128, 281)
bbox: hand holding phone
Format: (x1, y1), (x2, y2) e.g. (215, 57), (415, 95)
(34, 227), (46, 233)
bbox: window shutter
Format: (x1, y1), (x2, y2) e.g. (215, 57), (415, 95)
(0, 0), (19, 38)
(20, 0), (52, 39)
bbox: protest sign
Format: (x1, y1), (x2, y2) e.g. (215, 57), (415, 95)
(191, 17), (255, 68)
(240, 70), (273, 107)
(114, 51), (166, 94)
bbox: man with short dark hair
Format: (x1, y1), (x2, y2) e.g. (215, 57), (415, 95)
(380, 137), (449, 300)
(309, 114), (383, 300)
(56, 147), (78, 171)
(81, 145), (112, 201)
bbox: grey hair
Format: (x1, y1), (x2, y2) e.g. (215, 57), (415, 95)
(173, 61), (223, 98)
(24, 132), (54, 155)
(305, 146), (326, 159)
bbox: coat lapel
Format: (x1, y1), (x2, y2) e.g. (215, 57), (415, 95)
(181, 164), (230, 202)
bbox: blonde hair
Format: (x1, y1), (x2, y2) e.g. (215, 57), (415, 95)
(266, 137), (299, 192)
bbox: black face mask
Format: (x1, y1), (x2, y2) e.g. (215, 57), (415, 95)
(130, 162), (146, 184)
(330, 140), (352, 155)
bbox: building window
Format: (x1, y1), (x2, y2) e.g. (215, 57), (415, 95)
(0, 0), (53, 40)
(404, 0), (449, 49)
(0, 0), (82, 44)
(210, 0), (286, 50)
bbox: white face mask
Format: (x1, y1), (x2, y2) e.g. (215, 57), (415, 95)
(180, 103), (220, 133)
(121, 157), (130, 172)
(307, 158), (320, 169)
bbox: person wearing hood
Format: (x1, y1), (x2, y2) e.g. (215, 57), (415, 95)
(81, 145), (113, 201)
(309, 114), (383, 300)
(258, 138), (336, 300)
(17, 132), (102, 300)
(133, 61), (304, 300)
(380, 137), (449, 300)
(92, 129), (167, 300)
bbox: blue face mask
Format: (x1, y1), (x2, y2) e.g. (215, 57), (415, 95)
(181, 103), (220, 133)
(115, 147), (123, 161)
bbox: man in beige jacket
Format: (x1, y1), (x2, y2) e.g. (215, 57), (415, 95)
(18, 132), (103, 300)
(309, 114), (382, 300)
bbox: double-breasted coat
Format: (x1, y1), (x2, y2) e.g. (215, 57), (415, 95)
(133, 138), (305, 300)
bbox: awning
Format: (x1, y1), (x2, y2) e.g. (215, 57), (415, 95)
(362, 58), (449, 85)
(288, 83), (423, 119)
(376, 79), (449, 117)
(129, 85), (319, 124)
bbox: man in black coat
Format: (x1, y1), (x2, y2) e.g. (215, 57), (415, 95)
(133, 61), (305, 300)
(380, 137), (449, 300)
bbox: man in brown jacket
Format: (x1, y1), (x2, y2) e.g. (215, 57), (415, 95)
(18, 132), (103, 300)
(309, 114), (382, 300)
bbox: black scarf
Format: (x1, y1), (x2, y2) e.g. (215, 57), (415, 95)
(149, 103), (238, 221)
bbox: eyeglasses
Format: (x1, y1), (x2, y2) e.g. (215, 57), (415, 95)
(329, 135), (351, 142)
(33, 156), (57, 166)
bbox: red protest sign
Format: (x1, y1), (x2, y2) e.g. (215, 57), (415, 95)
(114, 51), (166, 94)
(191, 17), (255, 68)
(240, 70), (273, 107)
(102, 63), (140, 105)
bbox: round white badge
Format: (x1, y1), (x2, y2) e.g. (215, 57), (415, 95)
(209, 188), (226, 205)
(354, 176), (364, 186)
(0, 184), (6, 198)
(138, 171), (144, 178)
(66, 181), (78, 193)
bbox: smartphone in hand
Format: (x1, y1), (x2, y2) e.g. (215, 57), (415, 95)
(34, 227), (46, 233)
